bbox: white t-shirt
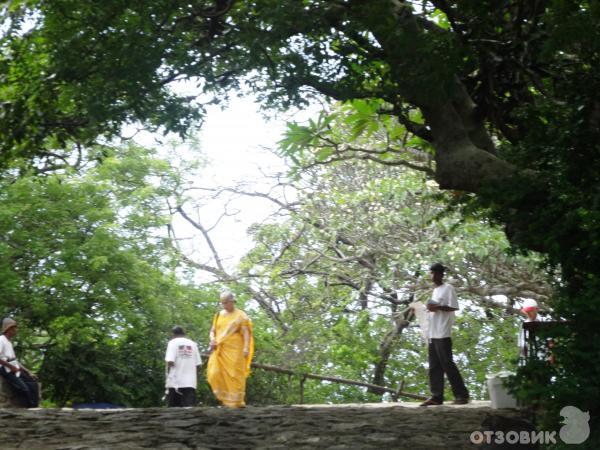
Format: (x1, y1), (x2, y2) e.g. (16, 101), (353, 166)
(165, 337), (201, 389)
(0, 334), (19, 374)
(427, 283), (459, 339)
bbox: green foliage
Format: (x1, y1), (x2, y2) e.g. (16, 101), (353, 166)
(282, 48), (600, 434)
(238, 153), (545, 404)
(0, 143), (216, 406)
(0, 2), (598, 442)
(460, 6), (600, 441)
(0, 1), (472, 164)
(0, 0), (204, 165)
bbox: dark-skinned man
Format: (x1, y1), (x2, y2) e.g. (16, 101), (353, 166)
(420, 263), (470, 406)
(165, 326), (201, 407)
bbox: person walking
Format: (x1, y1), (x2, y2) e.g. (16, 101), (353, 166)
(420, 263), (470, 406)
(165, 326), (202, 407)
(207, 291), (254, 408)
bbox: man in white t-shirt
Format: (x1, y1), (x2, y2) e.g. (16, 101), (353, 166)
(420, 263), (470, 406)
(0, 318), (39, 407)
(165, 326), (202, 407)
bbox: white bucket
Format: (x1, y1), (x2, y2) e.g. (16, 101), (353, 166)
(486, 371), (518, 409)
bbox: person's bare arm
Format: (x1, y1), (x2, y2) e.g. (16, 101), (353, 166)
(209, 326), (217, 349)
(241, 326), (250, 358)
(0, 359), (19, 374)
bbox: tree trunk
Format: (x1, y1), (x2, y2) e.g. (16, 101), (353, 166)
(369, 307), (414, 394)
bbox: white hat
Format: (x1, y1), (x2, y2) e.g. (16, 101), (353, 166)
(521, 299), (538, 312)
(1, 318), (17, 334)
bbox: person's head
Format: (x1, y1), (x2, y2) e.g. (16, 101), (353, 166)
(521, 299), (538, 320)
(172, 326), (185, 337)
(429, 263), (446, 286)
(1, 318), (18, 339)
(220, 291), (236, 312)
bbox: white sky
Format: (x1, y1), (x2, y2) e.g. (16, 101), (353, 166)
(129, 93), (535, 313)
(143, 95), (323, 275)
(191, 98), (290, 267)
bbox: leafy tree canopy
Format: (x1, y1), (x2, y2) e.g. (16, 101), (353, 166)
(1, 0), (597, 283)
(237, 157), (547, 403)
(1, 0), (599, 435)
(0, 142), (216, 406)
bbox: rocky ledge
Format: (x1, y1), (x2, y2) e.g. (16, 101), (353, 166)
(0, 401), (532, 450)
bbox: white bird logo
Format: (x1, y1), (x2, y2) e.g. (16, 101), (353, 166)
(559, 406), (590, 444)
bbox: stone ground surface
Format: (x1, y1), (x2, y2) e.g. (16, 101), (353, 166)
(0, 401), (529, 450)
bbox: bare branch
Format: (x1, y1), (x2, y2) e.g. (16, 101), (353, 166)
(271, 224), (307, 265)
(175, 205), (226, 273)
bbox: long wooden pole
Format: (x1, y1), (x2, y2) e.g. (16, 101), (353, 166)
(201, 353), (426, 401)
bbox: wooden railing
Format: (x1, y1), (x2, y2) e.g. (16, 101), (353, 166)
(521, 321), (567, 364)
(201, 353), (427, 403)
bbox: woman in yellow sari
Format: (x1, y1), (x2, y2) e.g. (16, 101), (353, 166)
(207, 291), (254, 408)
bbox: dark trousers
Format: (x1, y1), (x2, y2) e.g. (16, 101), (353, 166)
(167, 388), (196, 407)
(428, 337), (469, 402)
(0, 369), (39, 408)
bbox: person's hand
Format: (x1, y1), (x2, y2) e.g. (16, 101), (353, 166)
(210, 339), (217, 349)
(10, 365), (19, 374)
(243, 349), (249, 358)
(426, 303), (438, 312)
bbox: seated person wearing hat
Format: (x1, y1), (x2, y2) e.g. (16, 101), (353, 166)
(0, 318), (39, 407)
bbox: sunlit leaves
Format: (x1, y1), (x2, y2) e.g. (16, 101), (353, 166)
(239, 153), (546, 401)
(0, 142), (215, 406)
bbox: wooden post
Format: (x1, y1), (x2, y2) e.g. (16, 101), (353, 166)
(393, 379), (405, 402)
(299, 374), (307, 404)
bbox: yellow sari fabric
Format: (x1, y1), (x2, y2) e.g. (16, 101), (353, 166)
(207, 308), (254, 407)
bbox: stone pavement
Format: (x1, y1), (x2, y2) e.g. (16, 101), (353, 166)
(0, 401), (530, 449)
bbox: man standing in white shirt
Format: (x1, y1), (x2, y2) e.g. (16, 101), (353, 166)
(165, 326), (202, 407)
(420, 263), (470, 406)
(0, 318), (39, 407)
